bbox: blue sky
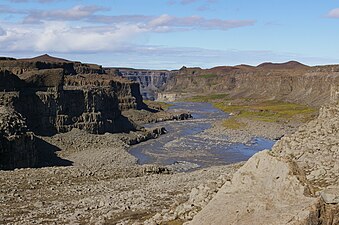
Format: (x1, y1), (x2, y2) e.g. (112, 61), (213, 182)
(0, 0), (339, 69)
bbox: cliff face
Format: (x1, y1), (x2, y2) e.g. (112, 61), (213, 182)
(190, 102), (339, 225)
(0, 70), (25, 91)
(64, 74), (145, 111)
(106, 68), (173, 100)
(0, 107), (36, 170)
(0, 75), (143, 135)
(0, 55), (147, 169)
(164, 65), (339, 106)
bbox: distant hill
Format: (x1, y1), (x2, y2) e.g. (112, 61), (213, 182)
(257, 61), (309, 70)
(19, 54), (70, 63)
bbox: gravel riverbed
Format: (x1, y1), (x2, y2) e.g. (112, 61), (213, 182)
(0, 103), (300, 225)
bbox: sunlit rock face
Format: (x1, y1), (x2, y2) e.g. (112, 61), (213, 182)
(189, 102), (339, 225)
(108, 68), (173, 100)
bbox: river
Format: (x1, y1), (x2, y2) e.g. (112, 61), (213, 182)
(129, 102), (275, 171)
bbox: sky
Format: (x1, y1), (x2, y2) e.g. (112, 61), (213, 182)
(0, 0), (339, 69)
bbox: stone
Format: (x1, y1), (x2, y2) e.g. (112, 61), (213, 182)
(189, 151), (319, 225)
(320, 188), (339, 204)
(0, 106), (37, 170)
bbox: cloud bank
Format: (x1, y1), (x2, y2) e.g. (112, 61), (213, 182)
(0, 2), (255, 54)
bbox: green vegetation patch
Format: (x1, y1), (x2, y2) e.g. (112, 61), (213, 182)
(181, 93), (229, 102)
(181, 93), (316, 128)
(222, 117), (247, 129)
(144, 100), (173, 111)
(214, 100), (317, 123)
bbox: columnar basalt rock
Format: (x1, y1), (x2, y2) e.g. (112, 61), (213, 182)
(106, 68), (173, 100)
(0, 57), (147, 136)
(0, 56), (150, 169)
(0, 106), (36, 170)
(0, 70), (25, 91)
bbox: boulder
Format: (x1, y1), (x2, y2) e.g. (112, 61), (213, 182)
(189, 151), (319, 225)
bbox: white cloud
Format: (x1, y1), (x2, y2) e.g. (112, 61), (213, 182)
(327, 8), (339, 18)
(21, 6), (255, 31)
(0, 12), (255, 53)
(0, 21), (147, 53)
(89, 15), (153, 24)
(0, 26), (6, 36)
(145, 14), (255, 31)
(24, 5), (109, 23)
(0, 1), (255, 56)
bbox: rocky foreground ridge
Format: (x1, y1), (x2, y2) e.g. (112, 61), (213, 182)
(188, 102), (339, 225)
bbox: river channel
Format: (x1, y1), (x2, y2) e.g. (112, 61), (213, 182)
(130, 102), (275, 170)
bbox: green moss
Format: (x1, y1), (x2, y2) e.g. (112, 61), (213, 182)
(181, 93), (229, 102)
(214, 100), (317, 124)
(222, 118), (247, 129)
(182, 93), (316, 128)
(144, 100), (173, 110)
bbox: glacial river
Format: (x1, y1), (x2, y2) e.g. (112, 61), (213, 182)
(129, 102), (275, 170)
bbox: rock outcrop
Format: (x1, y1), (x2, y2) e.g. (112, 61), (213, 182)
(189, 102), (339, 225)
(102, 62), (339, 106)
(0, 106), (36, 170)
(163, 63), (339, 106)
(106, 68), (173, 100)
(0, 56), (147, 135)
(0, 54), (105, 76)
(0, 55), (151, 169)
(0, 70), (26, 91)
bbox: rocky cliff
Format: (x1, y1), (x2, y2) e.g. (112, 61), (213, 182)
(189, 102), (339, 225)
(0, 106), (36, 170)
(164, 62), (339, 107)
(105, 68), (173, 100)
(0, 55), (148, 169)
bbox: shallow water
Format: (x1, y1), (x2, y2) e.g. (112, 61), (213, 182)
(130, 102), (275, 168)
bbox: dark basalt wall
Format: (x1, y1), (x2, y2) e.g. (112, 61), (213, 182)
(0, 107), (36, 170)
(0, 58), (146, 169)
(107, 68), (173, 100)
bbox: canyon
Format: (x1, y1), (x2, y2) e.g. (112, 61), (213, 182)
(0, 55), (338, 225)
(117, 61), (338, 107)
(105, 67), (172, 100)
(0, 55), (188, 170)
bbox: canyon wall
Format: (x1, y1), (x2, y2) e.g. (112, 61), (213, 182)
(0, 55), (147, 169)
(106, 68), (173, 100)
(164, 64), (339, 106)
(0, 106), (36, 170)
(107, 62), (339, 107)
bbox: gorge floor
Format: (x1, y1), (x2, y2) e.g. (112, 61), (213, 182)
(129, 102), (276, 170)
(0, 102), (298, 225)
